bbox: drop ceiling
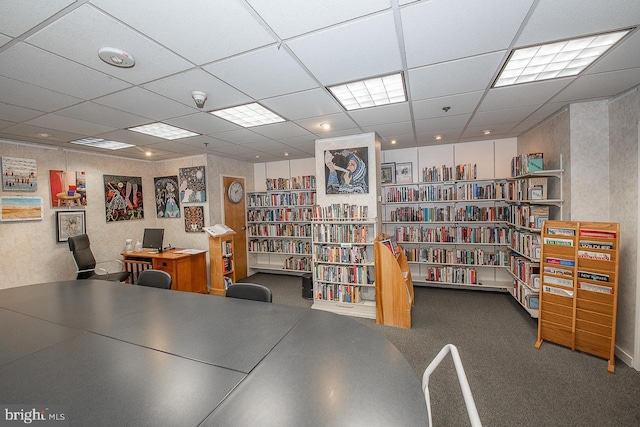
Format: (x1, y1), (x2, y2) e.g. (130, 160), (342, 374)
(0, 0), (639, 162)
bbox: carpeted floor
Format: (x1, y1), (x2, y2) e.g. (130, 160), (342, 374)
(240, 273), (640, 426)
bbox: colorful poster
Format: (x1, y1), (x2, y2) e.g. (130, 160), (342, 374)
(0, 197), (43, 221)
(184, 206), (204, 232)
(179, 166), (206, 203)
(324, 147), (368, 194)
(103, 175), (143, 222)
(154, 176), (180, 218)
(2, 157), (37, 191)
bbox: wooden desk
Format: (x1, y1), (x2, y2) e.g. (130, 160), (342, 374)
(122, 249), (207, 293)
(0, 281), (428, 426)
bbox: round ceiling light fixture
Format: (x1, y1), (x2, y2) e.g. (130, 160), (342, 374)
(98, 47), (135, 68)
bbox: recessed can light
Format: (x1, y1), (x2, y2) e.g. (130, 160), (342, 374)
(390, 139), (397, 144)
(434, 135), (443, 140)
(98, 47), (135, 68)
(320, 123), (331, 130)
(37, 132), (52, 138)
(483, 129), (492, 135)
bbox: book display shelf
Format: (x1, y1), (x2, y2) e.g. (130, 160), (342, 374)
(246, 176), (316, 276)
(381, 163), (512, 291)
(535, 220), (620, 373)
(311, 204), (377, 319)
(506, 153), (564, 318)
(209, 233), (236, 296)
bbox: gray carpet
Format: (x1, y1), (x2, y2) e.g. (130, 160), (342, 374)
(240, 273), (640, 426)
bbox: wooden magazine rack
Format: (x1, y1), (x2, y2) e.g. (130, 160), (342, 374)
(535, 220), (620, 373)
(374, 233), (414, 328)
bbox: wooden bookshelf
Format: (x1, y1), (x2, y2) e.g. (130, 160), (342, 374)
(535, 220), (620, 373)
(374, 234), (414, 328)
(209, 233), (236, 296)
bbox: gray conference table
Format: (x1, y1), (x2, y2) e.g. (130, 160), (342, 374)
(0, 280), (428, 426)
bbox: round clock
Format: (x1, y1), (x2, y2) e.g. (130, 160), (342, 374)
(227, 180), (244, 204)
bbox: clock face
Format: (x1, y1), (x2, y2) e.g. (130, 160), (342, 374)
(227, 180), (244, 204)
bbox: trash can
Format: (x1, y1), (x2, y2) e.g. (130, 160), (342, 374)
(302, 273), (313, 300)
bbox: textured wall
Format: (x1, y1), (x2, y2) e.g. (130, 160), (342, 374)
(0, 140), (253, 289)
(609, 87), (640, 362)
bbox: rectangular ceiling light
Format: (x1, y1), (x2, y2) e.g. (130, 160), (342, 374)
(494, 29), (631, 87)
(210, 103), (286, 128)
(127, 122), (199, 140)
(70, 137), (135, 150)
(327, 72), (407, 111)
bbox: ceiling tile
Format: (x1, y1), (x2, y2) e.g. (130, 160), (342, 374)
(287, 11), (402, 85)
(139, 140), (200, 153)
(0, 75), (83, 111)
(414, 113), (471, 133)
(416, 129), (463, 146)
(0, 0), (74, 37)
(246, 0), (391, 39)
(1, 123), (84, 143)
(0, 120), (15, 130)
(379, 132), (416, 147)
(93, 87), (195, 120)
(412, 92), (484, 120)
(25, 114), (115, 136)
(402, 0), (533, 67)
(213, 144), (264, 155)
(164, 113), (240, 135)
(525, 102), (568, 122)
(362, 121), (413, 137)
(55, 102), (151, 128)
(461, 122), (518, 139)
(177, 135), (234, 150)
(241, 140), (292, 152)
(26, 4), (192, 85)
(91, 0), (275, 64)
(251, 121), (312, 139)
(587, 29), (640, 75)
(408, 51), (506, 100)
(210, 129), (271, 144)
(468, 105), (539, 127)
(143, 68), (252, 111)
(0, 34), (11, 47)
(94, 129), (166, 146)
(0, 43), (130, 99)
(551, 67), (640, 103)
(294, 113), (358, 135)
(0, 103), (45, 122)
(261, 88), (343, 121)
(204, 45), (319, 100)
(516, 0), (640, 47)
(478, 79), (573, 111)
(348, 103), (411, 127)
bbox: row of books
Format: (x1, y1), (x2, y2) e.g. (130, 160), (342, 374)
(248, 191), (316, 207)
(221, 241), (233, 257)
(510, 254), (540, 290)
(314, 264), (372, 285)
(265, 175), (316, 191)
(509, 205), (549, 229)
(248, 239), (311, 254)
(247, 223), (312, 238)
(511, 152), (544, 177)
(222, 257), (233, 273)
(507, 177), (548, 201)
(389, 205), (511, 222)
(313, 204), (369, 220)
(283, 256), (311, 272)
(313, 223), (370, 244)
(314, 245), (369, 264)
(383, 181), (508, 203)
(403, 247), (509, 266)
(247, 207), (314, 222)
(315, 283), (362, 304)
(422, 266), (478, 285)
(509, 230), (541, 260)
(422, 163), (477, 182)
(394, 225), (511, 244)
(512, 278), (539, 310)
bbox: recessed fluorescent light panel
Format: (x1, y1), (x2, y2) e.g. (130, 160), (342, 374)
(327, 72), (407, 111)
(210, 103), (285, 128)
(70, 138), (134, 150)
(494, 29), (631, 87)
(128, 123), (199, 140)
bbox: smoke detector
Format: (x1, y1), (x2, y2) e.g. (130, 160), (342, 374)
(98, 47), (135, 68)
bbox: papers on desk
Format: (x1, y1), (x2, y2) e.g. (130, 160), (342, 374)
(174, 249), (206, 254)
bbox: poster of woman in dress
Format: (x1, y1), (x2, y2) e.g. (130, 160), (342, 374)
(324, 147), (368, 194)
(154, 176), (180, 218)
(103, 175), (144, 222)
(178, 166), (206, 203)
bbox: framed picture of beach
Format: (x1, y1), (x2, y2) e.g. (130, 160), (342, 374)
(0, 196), (43, 221)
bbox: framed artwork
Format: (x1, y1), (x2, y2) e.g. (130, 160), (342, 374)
(184, 206), (204, 232)
(2, 156), (38, 191)
(324, 147), (369, 194)
(49, 170), (86, 207)
(103, 175), (144, 222)
(179, 166), (206, 203)
(154, 176), (181, 218)
(56, 210), (86, 242)
(0, 197), (43, 221)
(396, 162), (413, 184)
(381, 162), (396, 184)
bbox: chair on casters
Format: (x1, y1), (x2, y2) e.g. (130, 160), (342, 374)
(225, 283), (272, 303)
(136, 269), (172, 290)
(68, 234), (131, 282)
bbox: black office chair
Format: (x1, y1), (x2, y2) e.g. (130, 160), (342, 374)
(225, 283), (272, 303)
(136, 269), (172, 290)
(68, 234), (130, 282)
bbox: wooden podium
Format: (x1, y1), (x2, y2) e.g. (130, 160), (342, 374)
(122, 249), (207, 294)
(374, 234), (414, 328)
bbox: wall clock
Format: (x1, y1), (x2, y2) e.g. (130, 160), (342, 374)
(227, 180), (244, 204)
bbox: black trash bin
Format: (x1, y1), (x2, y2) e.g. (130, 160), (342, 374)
(302, 273), (313, 300)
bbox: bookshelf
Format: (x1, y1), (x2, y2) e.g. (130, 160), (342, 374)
(534, 220), (620, 373)
(311, 204), (377, 319)
(381, 164), (512, 291)
(506, 154), (564, 317)
(246, 176), (315, 275)
(209, 233), (236, 296)
(374, 234), (414, 328)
